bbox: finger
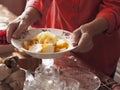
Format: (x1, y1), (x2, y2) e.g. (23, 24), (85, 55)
(6, 24), (17, 43)
(72, 29), (81, 46)
(73, 33), (93, 52)
(12, 20), (28, 39)
(72, 34), (85, 52)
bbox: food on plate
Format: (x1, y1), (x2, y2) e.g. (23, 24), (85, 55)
(22, 31), (69, 53)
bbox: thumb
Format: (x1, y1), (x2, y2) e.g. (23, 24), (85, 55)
(6, 23), (18, 43)
(72, 29), (81, 46)
(12, 20), (28, 39)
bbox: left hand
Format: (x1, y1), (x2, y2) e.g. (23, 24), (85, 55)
(72, 26), (93, 53)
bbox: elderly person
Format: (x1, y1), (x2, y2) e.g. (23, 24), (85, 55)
(7, 0), (120, 78)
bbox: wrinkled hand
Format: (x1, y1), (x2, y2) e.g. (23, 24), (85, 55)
(72, 17), (109, 53)
(6, 17), (29, 43)
(72, 26), (93, 53)
(6, 7), (41, 43)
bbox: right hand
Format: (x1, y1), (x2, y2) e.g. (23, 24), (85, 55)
(6, 16), (29, 43)
(6, 7), (41, 43)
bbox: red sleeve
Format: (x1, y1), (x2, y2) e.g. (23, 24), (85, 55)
(26, 0), (52, 27)
(96, 0), (120, 34)
(26, 0), (42, 14)
(26, 0), (53, 17)
(26, 0), (41, 27)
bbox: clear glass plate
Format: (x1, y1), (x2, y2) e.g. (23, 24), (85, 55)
(24, 69), (80, 90)
(61, 68), (101, 90)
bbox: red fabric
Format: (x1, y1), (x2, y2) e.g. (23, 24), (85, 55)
(26, 0), (120, 75)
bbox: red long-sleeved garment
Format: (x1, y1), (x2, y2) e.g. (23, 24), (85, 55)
(26, 0), (120, 76)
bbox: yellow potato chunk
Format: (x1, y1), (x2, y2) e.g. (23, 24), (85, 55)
(55, 39), (69, 52)
(22, 31), (69, 53)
